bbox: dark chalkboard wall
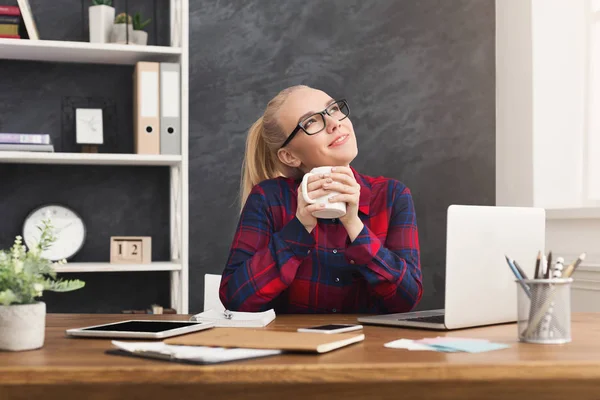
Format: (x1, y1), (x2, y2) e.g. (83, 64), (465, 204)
(0, 0), (495, 313)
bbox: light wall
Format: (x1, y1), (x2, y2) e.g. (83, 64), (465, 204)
(496, 0), (588, 209)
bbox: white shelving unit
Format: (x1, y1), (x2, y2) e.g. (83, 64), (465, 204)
(0, 152), (182, 166)
(0, 38), (181, 65)
(54, 262), (182, 273)
(0, 1), (190, 314)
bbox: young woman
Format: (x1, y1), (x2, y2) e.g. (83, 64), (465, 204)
(219, 85), (422, 314)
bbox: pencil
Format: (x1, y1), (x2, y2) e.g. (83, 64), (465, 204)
(505, 255), (531, 298)
(545, 251), (553, 279)
(512, 259), (529, 280)
(534, 251), (542, 279)
(563, 253), (587, 278)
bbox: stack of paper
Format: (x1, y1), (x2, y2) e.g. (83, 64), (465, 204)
(384, 337), (510, 353)
(110, 340), (281, 364)
(189, 309), (276, 328)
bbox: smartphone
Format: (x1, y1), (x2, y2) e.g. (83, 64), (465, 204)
(297, 324), (363, 334)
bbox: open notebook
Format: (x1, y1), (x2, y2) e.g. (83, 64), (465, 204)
(190, 309), (276, 328)
(107, 340), (281, 365)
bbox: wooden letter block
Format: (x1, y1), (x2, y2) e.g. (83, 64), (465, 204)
(110, 236), (151, 264)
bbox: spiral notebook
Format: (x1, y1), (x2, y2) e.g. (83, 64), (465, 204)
(189, 309), (276, 328)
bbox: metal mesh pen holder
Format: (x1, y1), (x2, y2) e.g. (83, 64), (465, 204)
(517, 278), (573, 344)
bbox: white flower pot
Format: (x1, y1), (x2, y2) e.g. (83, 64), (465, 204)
(111, 23), (135, 44)
(0, 302), (45, 351)
(89, 5), (115, 44)
(131, 30), (148, 46)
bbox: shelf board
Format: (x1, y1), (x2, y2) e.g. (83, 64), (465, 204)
(0, 151), (181, 166)
(546, 207), (600, 220)
(0, 38), (181, 65)
(54, 262), (182, 273)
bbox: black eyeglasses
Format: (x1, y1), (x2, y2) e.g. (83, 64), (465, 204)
(279, 99), (350, 149)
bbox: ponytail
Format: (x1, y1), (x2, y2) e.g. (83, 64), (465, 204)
(240, 117), (279, 209)
(239, 85), (311, 211)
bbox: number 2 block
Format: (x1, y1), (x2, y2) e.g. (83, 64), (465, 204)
(110, 236), (152, 264)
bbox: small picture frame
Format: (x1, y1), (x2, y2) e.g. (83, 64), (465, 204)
(76, 108), (104, 145)
(61, 96), (118, 153)
(110, 236), (151, 264)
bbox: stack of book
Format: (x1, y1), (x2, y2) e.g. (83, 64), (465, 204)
(0, 133), (54, 152)
(0, 5), (21, 39)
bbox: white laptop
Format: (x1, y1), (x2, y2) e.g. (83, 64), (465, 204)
(358, 205), (545, 330)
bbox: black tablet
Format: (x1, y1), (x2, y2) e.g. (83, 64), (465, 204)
(65, 320), (215, 339)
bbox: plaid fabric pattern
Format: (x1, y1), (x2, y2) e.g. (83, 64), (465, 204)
(219, 167), (422, 314)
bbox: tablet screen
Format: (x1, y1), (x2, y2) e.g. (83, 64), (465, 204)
(81, 321), (202, 333)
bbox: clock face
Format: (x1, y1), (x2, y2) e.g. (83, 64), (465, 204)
(23, 205), (86, 261)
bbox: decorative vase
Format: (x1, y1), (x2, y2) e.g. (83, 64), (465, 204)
(131, 30), (148, 45)
(0, 301), (46, 351)
(111, 23), (135, 44)
(89, 5), (115, 44)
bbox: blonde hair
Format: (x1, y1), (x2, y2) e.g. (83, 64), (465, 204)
(240, 85), (309, 210)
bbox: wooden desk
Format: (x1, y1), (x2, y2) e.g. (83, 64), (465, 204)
(2, 313), (600, 399)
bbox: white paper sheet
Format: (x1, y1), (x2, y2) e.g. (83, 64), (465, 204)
(112, 340), (281, 363)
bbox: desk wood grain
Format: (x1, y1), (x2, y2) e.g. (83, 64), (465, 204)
(2, 313), (600, 399)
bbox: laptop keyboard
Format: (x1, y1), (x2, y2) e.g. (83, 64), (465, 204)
(400, 315), (445, 324)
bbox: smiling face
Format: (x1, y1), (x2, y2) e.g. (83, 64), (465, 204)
(276, 87), (358, 173)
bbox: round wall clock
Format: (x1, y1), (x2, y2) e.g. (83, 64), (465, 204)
(22, 204), (86, 261)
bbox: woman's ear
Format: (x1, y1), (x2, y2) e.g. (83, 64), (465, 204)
(277, 148), (302, 168)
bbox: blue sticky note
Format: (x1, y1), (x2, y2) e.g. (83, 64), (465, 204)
(429, 340), (510, 353)
(426, 346), (460, 353)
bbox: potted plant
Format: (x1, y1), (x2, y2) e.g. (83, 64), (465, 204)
(111, 12), (133, 44)
(0, 219), (85, 351)
(131, 12), (151, 45)
(89, 0), (115, 44)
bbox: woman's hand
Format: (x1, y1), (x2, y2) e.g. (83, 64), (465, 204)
(324, 166), (364, 241)
(296, 173), (329, 233)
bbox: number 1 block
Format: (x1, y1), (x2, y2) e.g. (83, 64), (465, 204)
(110, 236), (152, 264)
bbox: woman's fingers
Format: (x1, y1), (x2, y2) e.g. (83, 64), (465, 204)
(328, 172), (355, 185)
(304, 170), (359, 196)
(323, 181), (359, 195)
(330, 166), (353, 178)
(305, 202), (326, 213)
(307, 178), (326, 192)
(307, 188), (329, 199)
(329, 193), (358, 204)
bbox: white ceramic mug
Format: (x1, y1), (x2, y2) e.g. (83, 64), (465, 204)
(300, 166), (347, 219)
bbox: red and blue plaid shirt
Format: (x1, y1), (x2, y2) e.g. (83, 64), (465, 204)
(219, 167), (422, 314)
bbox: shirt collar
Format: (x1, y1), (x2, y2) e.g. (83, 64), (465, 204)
(351, 166), (371, 216)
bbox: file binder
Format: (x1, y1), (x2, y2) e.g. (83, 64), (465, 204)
(159, 62), (181, 155)
(133, 62), (160, 154)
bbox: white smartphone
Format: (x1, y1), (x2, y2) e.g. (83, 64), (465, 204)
(297, 324), (363, 334)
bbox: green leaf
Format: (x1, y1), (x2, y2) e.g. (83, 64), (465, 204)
(43, 278), (85, 292)
(132, 12), (151, 30)
(0, 289), (18, 306)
